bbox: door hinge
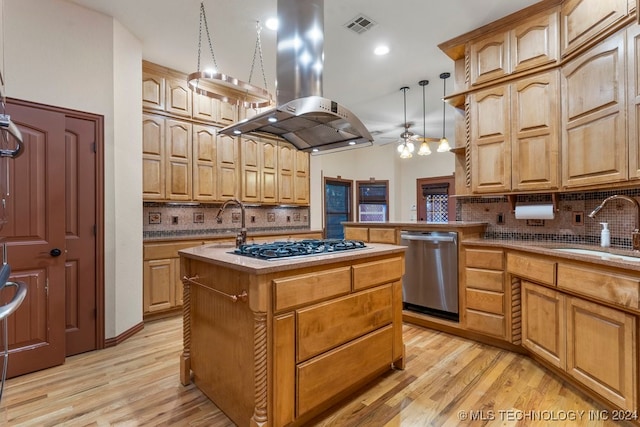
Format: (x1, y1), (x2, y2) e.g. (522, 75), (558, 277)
(45, 277), (49, 296)
(93, 224), (97, 235)
(92, 142), (97, 153)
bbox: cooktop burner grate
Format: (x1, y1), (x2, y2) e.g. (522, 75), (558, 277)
(232, 239), (367, 260)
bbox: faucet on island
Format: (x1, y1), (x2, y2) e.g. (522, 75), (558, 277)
(588, 195), (640, 251)
(215, 198), (247, 248)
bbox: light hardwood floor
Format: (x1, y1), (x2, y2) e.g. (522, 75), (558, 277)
(0, 316), (631, 426)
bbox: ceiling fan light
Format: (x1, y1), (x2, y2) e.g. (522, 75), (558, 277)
(406, 141), (415, 153)
(418, 142), (431, 156)
(400, 145), (412, 158)
(397, 143), (404, 153)
(437, 137), (451, 152)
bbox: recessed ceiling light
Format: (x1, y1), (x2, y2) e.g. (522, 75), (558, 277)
(268, 117), (277, 123)
(265, 18), (278, 31)
(348, 141), (356, 145)
(374, 45), (389, 56)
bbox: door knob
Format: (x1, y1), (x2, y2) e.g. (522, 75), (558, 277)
(50, 248), (62, 257)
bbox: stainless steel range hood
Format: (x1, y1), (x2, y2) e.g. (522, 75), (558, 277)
(219, 0), (373, 153)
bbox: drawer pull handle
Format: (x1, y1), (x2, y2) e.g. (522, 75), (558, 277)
(182, 275), (248, 303)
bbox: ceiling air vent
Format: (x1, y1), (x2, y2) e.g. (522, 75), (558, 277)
(344, 14), (376, 34)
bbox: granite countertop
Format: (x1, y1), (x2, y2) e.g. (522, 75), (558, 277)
(179, 242), (406, 275)
(341, 221), (487, 229)
(463, 238), (640, 272)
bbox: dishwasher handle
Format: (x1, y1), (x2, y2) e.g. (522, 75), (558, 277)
(400, 233), (456, 243)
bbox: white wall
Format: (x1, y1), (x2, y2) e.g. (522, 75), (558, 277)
(310, 143), (454, 228)
(4, 0), (143, 338)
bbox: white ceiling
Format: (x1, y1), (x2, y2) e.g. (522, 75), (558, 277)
(66, 0), (540, 145)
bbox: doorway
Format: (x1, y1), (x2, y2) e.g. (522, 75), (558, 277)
(1, 99), (103, 378)
(324, 177), (353, 239)
(416, 175), (455, 222)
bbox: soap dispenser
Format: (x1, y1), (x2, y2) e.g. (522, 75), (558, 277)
(600, 222), (611, 248)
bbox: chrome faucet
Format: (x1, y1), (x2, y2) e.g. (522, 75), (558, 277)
(588, 195), (640, 250)
(215, 198), (247, 248)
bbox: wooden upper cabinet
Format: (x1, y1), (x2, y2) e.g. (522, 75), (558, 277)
(142, 114), (165, 200)
(240, 136), (260, 203)
(193, 124), (217, 202)
(511, 70), (560, 191)
(217, 133), (239, 200)
(628, 23), (640, 179)
(165, 119), (192, 201)
(510, 9), (560, 73)
(165, 77), (192, 118)
(561, 30), (627, 188)
(142, 71), (165, 111)
(294, 150), (310, 205)
(278, 142), (295, 204)
(261, 138), (278, 204)
(470, 31), (510, 86)
(561, 0), (629, 56)
(470, 85), (511, 193)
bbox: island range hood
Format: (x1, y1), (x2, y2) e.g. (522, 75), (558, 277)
(219, 0), (373, 153)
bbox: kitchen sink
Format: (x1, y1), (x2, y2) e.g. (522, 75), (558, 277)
(552, 248), (640, 262)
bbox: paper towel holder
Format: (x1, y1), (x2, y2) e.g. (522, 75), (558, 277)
(508, 193), (559, 213)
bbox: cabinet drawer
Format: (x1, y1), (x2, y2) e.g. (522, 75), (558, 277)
(297, 326), (393, 416)
(368, 228), (397, 244)
(344, 227), (368, 241)
(465, 309), (505, 338)
(507, 253), (556, 286)
(352, 257), (403, 290)
(465, 248), (504, 270)
(466, 288), (504, 315)
(144, 241), (209, 260)
(465, 268), (504, 292)
(273, 267), (351, 312)
(297, 285), (393, 362)
(557, 264), (640, 309)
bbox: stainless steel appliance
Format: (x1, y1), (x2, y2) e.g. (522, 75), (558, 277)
(401, 230), (459, 321)
(219, 0), (373, 152)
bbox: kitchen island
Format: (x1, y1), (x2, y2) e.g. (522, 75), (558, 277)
(178, 241), (406, 427)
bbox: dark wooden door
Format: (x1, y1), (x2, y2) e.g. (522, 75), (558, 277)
(0, 103), (67, 377)
(64, 116), (97, 356)
(0, 101), (100, 377)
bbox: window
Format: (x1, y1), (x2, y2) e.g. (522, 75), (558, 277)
(417, 176), (455, 222)
(356, 180), (389, 222)
(324, 177), (353, 239)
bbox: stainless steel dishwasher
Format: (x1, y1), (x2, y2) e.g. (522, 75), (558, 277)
(401, 230), (459, 321)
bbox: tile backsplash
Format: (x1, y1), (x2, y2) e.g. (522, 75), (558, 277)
(458, 187), (640, 250)
(143, 202), (310, 239)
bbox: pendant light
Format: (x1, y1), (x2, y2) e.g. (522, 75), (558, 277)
(397, 86), (415, 158)
(417, 79), (432, 156)
(437, 72), (451, 152)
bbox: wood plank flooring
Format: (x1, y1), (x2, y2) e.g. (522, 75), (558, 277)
(0, 316), (631, 426)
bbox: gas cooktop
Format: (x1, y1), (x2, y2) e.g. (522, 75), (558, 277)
(232, 239), (367, 260)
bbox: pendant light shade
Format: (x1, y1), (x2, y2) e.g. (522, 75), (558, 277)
(437, 72), (451, 153)
(398, 86), (415, 158)
(417, 79), (432, 156)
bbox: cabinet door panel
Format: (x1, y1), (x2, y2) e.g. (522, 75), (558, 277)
(142, 72), (165, 111)
(143, 259), (176, 313)
(470, 86), (511, 193)
(566, 296), (637, 411)
(470, 32), (509, 85)
(261, 140), (278, 203)
(522, 281), (565, 369)
(511, 10), (559, 73)
(142, 115), (165, 200)
(165, 78), (192, 117)
(217, 133), (238, 199)
(561, 31), (626, 187)
(561, 0), (629, 56)
(628, 24), (640, 179)
(278, 143), (295, 203)
(240, 137), (260, 203)
(512, 71), (560, 190)
(193, 125), (217, 201)
(165, 120), (192, 200)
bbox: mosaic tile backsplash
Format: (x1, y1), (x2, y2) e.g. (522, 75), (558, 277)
(458, 187), (640, 250)
(143, 203), (311, 239)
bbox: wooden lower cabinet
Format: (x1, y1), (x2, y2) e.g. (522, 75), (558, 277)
(143, 257), (180, 314)
(521, 280), (637, 412)
(566, 296), (637, 411)
(522, 281), (565, 369)
(463, 247), (508, 339)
